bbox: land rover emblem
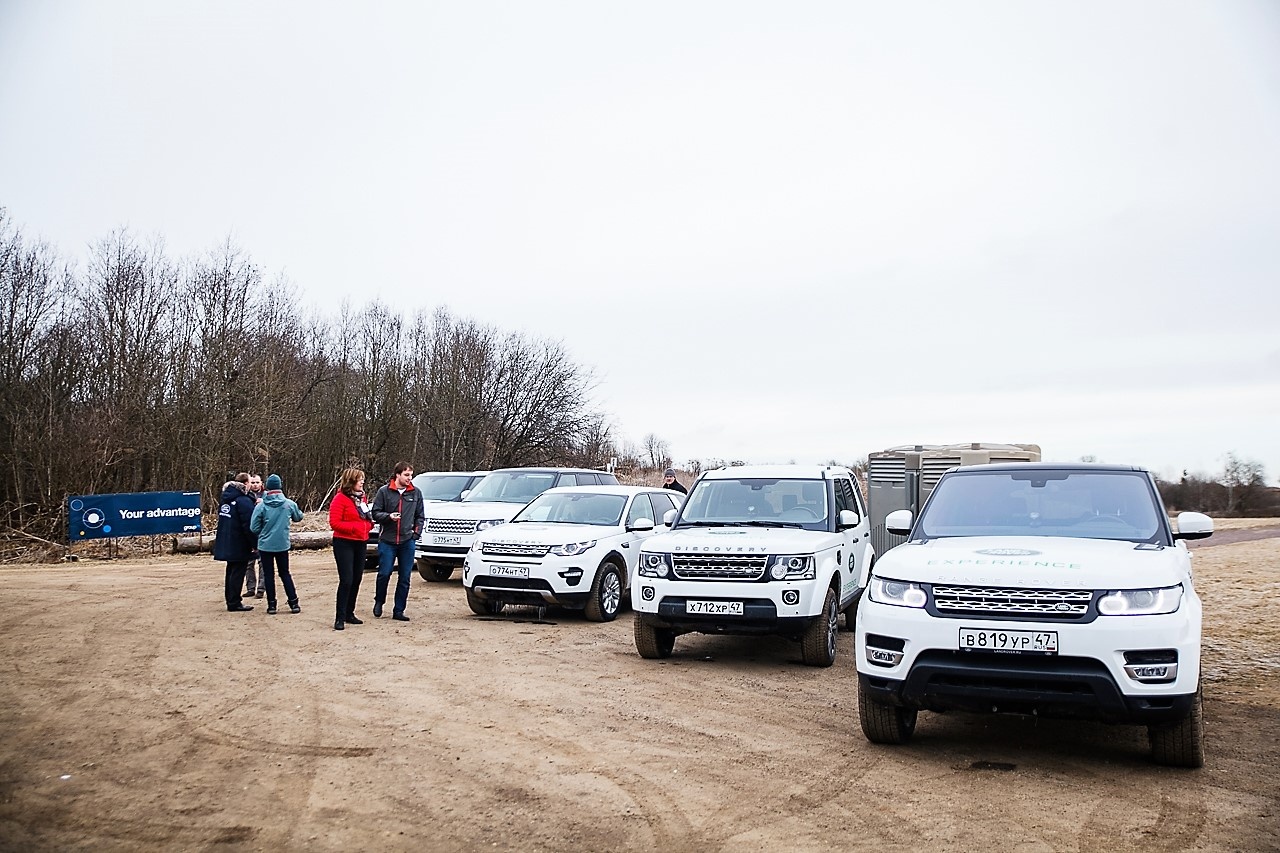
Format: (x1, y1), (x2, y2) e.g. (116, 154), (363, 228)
(1055, 602), (1072, 612)
(974, 548), (1041, 557)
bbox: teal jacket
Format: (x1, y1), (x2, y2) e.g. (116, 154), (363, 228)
(249, 490), (303, 552)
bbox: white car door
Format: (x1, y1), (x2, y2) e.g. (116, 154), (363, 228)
(835, 476), (872, 605)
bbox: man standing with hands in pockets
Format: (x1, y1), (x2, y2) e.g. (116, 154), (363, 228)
(371, 462), (425, 622)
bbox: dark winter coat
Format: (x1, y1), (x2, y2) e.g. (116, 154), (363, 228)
(213, 482), (258, 561)
(371, 480), (425, 545)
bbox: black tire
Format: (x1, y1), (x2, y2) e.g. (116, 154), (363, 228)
(634, 617), (675, 659)
(416, 559), (453, 582)
(1149, 684), (1204, 768)
(364, 554), (380, 572)
(801, 586), (839, 667)
(858, 680), (918, 744)
(465, 587), (505, 616)
(583, 562), (623, 622)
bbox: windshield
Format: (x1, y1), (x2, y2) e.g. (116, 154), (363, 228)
(677, 478), (829, 531)
(512, 492), (627, 526)
(916, 470), (1165, 543)
(414, 474), (479, 502)
(465, 471), (559, 504)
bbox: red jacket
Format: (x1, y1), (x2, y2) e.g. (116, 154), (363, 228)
(329, 491), (373, 542)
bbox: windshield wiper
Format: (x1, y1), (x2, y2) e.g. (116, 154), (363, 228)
(678, 521), (735, 528)
(738, 520), (804, 529)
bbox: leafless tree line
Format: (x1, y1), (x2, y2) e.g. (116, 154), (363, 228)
(0, 209), (614, 540)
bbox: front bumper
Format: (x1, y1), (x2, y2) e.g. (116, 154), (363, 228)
(630, 577), (827, 636)
(855, 598), (1201, 723)
(463, 555), (595, 609)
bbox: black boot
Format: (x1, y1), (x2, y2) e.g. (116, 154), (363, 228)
(333, 618), (344, 631)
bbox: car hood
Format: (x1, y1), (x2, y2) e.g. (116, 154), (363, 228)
(424, 501), (524, 521)
(875, 535), (1190, 589)
(482, 522), (615, 546)
(643, 526), (839, 555)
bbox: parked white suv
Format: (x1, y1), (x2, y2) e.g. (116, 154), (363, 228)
(415, 467), (618, 582)
(462, 486), (682, 620)
(632, 465), (873, 667)
(855, 462), (1213, 767)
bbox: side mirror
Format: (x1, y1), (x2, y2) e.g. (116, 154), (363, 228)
(837, 509), (859, 529)
(458, 490), (471, 501)
(886, 509), (914, 536)
(663, 509), (677, 527)
(628, 517), (656, 532)
(1173, 511), (1214, 541)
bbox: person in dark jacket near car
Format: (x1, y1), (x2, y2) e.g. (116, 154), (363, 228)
(249, 474), (304, 616)
(329, 468), (373, 631)
(370, 462), (425, 622)
(214, 479), (259, 612)
(662, 468), (688, 495)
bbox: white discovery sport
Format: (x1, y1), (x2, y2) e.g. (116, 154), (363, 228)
(462, 486), (681, 621)
(415, 467), (617, 582)
(632, 465), (874, 667)
(856, 462), (1213, 767)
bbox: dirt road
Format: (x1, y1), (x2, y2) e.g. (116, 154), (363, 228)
(1, 530), (1277, 851)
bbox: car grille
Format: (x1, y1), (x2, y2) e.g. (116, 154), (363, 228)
(931, 585), (1093, 618)
(427, 518), (477, 535)
(672, 553), (768, 581)
(481, 542), (551, 558)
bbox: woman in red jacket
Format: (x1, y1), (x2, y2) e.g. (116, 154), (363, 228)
(329, 468), (374, 631)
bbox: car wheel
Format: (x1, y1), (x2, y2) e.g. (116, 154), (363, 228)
(416, 559), (453, 582)
(1149, 683), (1204, 768)
(858, 680), (918, 744)
(465, 587), (505, 617)
(584, 562), (623, 622)
(634, 616), (675, 659)
(801, 586), (839, 667)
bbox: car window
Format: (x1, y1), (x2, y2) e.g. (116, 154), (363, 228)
(835, 478), (860, 524)
(648, 492), (677, 522)
(918, 471), (1164, 542)
(513, 491), (626, 526)
(466, 472), (559, 503)
(626, 494), (656, 527)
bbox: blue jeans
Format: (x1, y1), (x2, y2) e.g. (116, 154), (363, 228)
(375, 539), (415, 616)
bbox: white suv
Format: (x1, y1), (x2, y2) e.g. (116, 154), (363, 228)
(462, 485), (681, 621)
(855, 463), (1213, 767)
(415, 467), (618, 582)
(632, 465), (873, 667)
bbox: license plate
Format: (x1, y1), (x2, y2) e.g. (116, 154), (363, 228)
(433, 535), (462, 546)
(686, 600), (743, 616)
(489, 564), (529, 578)
(959, 628), (1058, 654)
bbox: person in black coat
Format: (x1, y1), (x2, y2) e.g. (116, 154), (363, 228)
(662, 468), (688, 495)
(214, 479), (259, 612)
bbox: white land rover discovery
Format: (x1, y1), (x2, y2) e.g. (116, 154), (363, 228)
(856, 462), (1213, 767)
(632, 465), (874, 667)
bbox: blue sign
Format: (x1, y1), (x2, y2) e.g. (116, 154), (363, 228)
(68, 491), (203, 540)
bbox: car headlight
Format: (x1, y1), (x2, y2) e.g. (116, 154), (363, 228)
(1098, 585), (1183, 616)
(638, 552), (671, 578)
(551, 540), (597, 557)
(767, 554), (816, 581)
(476, 518), (506, 531)
(868, 576), (927, 608)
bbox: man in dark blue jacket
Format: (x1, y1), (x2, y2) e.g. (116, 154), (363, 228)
(214, 479), (259, 612)
(371, 462), (425, 621)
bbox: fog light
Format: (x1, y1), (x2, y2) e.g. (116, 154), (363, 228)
(865, 646), (903, 667)
(781, 590), (800, 606)
(641, 586), (655, 601)
(1124, 662), (1178, 682)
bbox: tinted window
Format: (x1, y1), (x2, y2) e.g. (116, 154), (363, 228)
(626, 494), (656, 527)
(918, 470), (1164, 543)
(835, 478), (860, 523)
(648, 493), (677, 523)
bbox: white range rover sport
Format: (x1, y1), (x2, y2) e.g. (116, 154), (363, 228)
(632, 465), (874, 667)
(855, 462), (1214, 767)
(462, 486), (681, 621)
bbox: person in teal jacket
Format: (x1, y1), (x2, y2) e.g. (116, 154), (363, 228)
(249, 474), (304, 615)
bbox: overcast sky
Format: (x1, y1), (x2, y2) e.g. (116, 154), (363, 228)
(2, 1), (1277, 483)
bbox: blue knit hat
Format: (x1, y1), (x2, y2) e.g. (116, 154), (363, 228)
(266, 474), (282, 490)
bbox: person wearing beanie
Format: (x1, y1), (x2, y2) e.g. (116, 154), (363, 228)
(662, 468), (687, 495)
(249, 473), (305, 615)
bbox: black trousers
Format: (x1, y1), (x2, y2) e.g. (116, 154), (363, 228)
(260, 550), (298, 608)
(224, 560), (249, 610)
(333, 538), (365, 619)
